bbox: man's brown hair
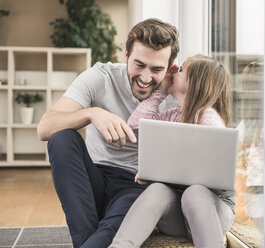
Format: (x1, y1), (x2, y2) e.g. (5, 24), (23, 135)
(126, 18), (179, 66)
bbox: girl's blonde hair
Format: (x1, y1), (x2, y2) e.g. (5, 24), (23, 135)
(181, 54), (231, 126)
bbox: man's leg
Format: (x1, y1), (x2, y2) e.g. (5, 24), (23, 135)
(81, 193), (140, 248)
(48, 129), (105, 248)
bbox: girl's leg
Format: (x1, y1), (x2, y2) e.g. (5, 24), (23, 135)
(181, 185), (234, 248)
(109, 183), (184, 248)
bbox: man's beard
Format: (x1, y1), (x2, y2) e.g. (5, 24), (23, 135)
(127, 71), (161, 101)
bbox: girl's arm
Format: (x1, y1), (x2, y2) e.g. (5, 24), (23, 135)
(128, 89), (181, 130)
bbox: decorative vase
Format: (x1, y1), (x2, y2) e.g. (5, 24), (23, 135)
(20, 107), (34, 124)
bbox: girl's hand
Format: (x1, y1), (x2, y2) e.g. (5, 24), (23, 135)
(134, 173), (148, 185)
(161, 64), (179, 94)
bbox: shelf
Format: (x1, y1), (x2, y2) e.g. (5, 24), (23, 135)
(14, 153), (46, 161)
(50, 87), (68, 91)
(0, 46), (91, 167)
(12, 85), (48, 90)
(11, 123), (39, 128)
(0, 161), (50, 167)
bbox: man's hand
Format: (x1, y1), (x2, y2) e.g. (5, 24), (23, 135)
(89, 107), (137, 147)
(134, 173), (148, 185)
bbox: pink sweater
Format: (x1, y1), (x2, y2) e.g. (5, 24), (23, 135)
(128, 89), (225, 129)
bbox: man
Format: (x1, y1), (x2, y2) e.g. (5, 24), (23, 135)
(37, 18), (179, 248)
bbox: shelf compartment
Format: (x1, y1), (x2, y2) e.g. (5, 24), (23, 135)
(0, 128), (7, 161)
(13, 51), (47, 86)
(0, 70), (8, 86)
(52, 52), (87, 73)
(0, 90), (8, 124)
(0, 50), (8, 86)
(49, 71), (77, 89)
(12, 128), (47, 162)
(15, 71), (47, 86)
(13, 90), (47, 124)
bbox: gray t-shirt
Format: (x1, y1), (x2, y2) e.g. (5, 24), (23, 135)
(64, 62), (147, 173)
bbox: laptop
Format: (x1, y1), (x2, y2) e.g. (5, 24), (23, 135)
(138, 119), (239, 191)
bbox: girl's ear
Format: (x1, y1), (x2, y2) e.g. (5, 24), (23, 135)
(168, 64), (179, 73)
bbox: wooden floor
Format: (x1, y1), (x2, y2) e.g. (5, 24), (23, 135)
(0, 168), (66, 227)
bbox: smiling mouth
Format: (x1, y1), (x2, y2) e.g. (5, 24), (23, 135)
(136, 80), (153, 88)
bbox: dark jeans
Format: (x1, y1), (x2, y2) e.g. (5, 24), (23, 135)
(48, 129), (146, 248)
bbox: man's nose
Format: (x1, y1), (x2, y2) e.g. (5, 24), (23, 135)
(140, 69), (152, 84)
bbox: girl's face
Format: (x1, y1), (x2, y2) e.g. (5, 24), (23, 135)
(171, 64), (188, 96)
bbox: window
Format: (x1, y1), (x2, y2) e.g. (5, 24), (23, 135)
(129, 0), (264, 245)
(211, 0), (264, 246)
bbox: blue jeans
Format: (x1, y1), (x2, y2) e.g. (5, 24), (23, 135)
(48, 129), (145, 248)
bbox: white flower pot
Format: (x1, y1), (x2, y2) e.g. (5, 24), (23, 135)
(20, 107), (34, 124)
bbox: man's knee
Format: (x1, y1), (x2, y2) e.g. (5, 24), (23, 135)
(48, 129), (84, 171)
(48, 129), (81, 149)
(48, 129), (84, 157)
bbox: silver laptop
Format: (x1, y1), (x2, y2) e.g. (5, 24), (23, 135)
(138, 119), (239, 191)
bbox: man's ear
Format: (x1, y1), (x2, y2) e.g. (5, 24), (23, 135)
(168, 64), (179, 73)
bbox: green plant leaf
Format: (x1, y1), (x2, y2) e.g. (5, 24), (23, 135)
(50, 0), (121, 65)
(15, 92), (43, 107)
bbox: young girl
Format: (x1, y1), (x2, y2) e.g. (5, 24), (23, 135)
(108, 54), (235, 248)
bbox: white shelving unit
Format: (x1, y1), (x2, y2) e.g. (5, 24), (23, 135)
(0, 47), (91, 167)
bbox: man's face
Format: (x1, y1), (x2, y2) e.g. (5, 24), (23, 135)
(126, 41), (171, 101)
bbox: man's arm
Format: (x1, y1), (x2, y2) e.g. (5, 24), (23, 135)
(37, 96), (136, 146)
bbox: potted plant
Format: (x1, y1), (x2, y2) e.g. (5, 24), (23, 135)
(15, 92), (43, 124)
(50, 0), (121, 65)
